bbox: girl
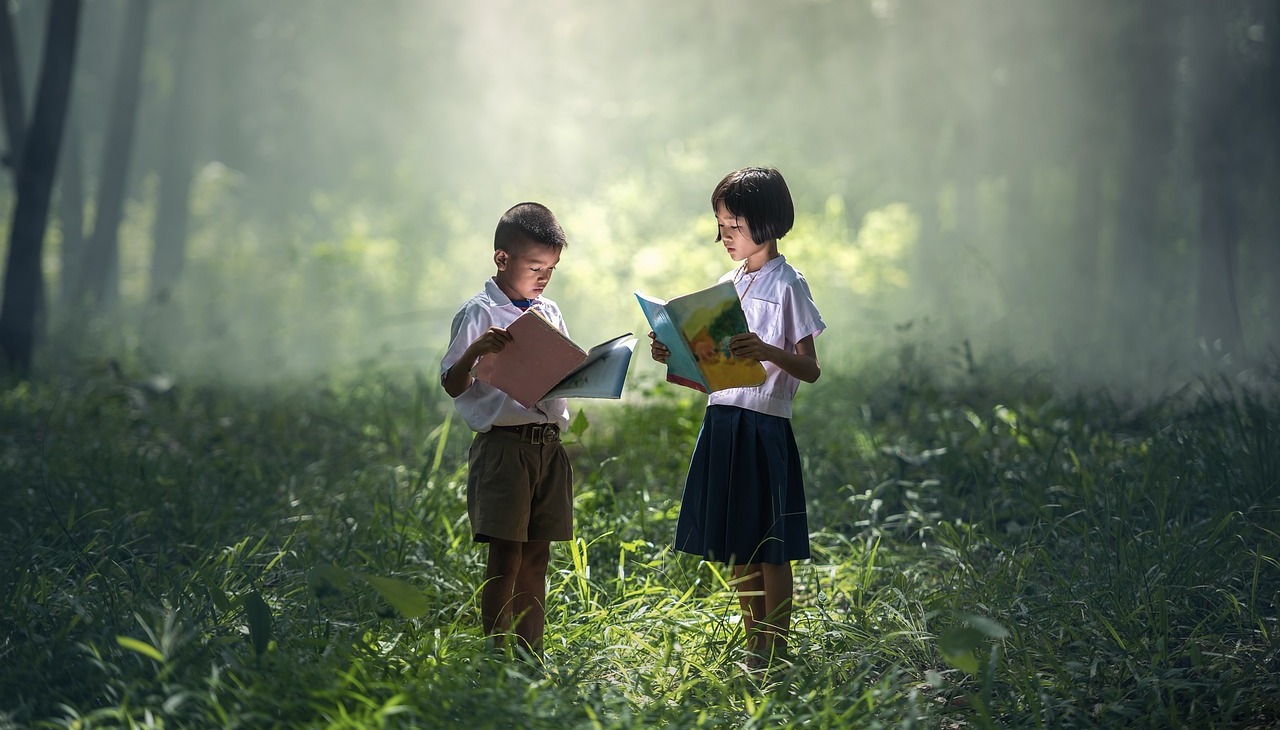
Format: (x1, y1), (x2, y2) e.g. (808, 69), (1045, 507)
(649, 166), (825, 668)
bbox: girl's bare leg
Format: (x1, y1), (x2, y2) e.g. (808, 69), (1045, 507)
(760, 561), (794, 659)
(733, 563), (767, 659)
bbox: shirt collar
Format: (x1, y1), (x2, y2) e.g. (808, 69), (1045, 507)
(485, 277), (540, 310)
(739, 254), (786, 279)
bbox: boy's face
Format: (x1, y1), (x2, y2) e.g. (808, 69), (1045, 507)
(716, 201), (767, 263)
(494, 239), (560, 302)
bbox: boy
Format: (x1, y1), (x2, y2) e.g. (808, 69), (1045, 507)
(439, 202), (573, 656)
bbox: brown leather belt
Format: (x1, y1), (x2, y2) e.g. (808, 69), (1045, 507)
(489, 423), (560, 444)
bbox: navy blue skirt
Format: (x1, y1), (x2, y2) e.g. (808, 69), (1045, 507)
(674, 405), (811, 565)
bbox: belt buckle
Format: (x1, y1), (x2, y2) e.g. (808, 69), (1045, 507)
(530, 425), (543, 445)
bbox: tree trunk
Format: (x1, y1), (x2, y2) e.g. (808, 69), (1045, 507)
(56, 117), (85, 309)
(1112, 0), (1175, 373)
(0, 0), (83, 375)
(1195, 166), (1244, 360)
(1191, 3), (1246, 361)
(1266, 0), (1280, 356)
(148, 0), (201, 306)
(1068, 154), (1104, 360)
(1058, 0), (1113, 367)
(80, 0), (150, 312)
(0, 1), (25, 173)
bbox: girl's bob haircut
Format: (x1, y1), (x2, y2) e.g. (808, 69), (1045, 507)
(711, 167), (795, 244)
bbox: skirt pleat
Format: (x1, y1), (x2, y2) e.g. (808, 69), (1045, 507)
(674, 405), (810, 565)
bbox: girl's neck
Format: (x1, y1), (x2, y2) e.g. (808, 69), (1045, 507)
(741, 246), (780, 274)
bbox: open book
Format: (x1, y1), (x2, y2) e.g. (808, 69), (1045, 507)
(635, 280), (766, 393)
(472, 309), (636, 408)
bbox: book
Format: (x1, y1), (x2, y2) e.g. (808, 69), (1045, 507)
(471, 308), (637, 408)
(635, 280), (766, 393)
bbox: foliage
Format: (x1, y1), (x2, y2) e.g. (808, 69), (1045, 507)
(8, 0), (1276, 388)
(2, 357), (1278, 728)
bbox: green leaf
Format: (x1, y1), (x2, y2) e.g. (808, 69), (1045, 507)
(570, 409), (590, 437)
(207, 583), (233, 613)
(242, 591), (272, 656)
(939, 615), (1008, 676)
(116, 635), (164, 663)
(309, 563), (351, 596)
(941, 647), (979, 675)
(939, 625), (983, 675)
(940, 626), (985, 656)
(363, 575), (429, 618)
(960, 613), (1010, 640)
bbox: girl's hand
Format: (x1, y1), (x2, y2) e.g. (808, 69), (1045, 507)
(727, 332), (776, 362)
(648, 331), (670, 363)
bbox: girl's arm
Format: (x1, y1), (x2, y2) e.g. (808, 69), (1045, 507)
(728, 332), (820, 383)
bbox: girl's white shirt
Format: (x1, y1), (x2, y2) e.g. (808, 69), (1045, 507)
(707, 255), (825, 419)
(439, 277), (571, 432)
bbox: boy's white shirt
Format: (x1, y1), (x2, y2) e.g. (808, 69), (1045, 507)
(440, 278), (572, 432)
(706, 255), (825, 419)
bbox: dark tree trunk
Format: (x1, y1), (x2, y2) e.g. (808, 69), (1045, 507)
(0, 1), (25, 173)
(1057, 0), (1113, 365)
(1195, 167), (1244, 360)
(148, 0), (202, 306)
(80, 0), (150, 312)
(57, 118), (85, 309)
(1266, 0), (1280, 356)
(1068, 155), (1104, 358)
(0, 0), (83, 375)
(1191, 3), (1247, 361)
(1113, 0), (1175, 371)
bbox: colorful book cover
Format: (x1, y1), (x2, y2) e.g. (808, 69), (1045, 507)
(635, 280), (766, 393)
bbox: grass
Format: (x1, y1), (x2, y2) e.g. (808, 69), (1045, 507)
(1, 358), (1278, 728)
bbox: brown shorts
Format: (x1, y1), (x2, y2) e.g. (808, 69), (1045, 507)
(467, 425), (573, 543)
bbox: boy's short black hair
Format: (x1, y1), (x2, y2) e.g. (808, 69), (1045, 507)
(711, 167), (794, 244)
(494, 202), (568, 253)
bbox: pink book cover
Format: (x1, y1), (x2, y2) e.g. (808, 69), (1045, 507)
(472, 309), (587, 408)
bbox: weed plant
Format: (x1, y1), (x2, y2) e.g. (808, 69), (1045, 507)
(1, 358), (1278, 728)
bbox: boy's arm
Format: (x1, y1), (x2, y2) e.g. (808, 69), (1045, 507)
(441, 326), (513, 398)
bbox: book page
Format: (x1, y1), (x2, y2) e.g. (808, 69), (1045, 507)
(472, 309), (587, 408)
(544, 334), (637, 400)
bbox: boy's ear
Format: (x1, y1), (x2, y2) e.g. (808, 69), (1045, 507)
(494, 249), (508, 270)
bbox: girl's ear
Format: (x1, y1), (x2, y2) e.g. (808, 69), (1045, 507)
(494, 249), (508, 270)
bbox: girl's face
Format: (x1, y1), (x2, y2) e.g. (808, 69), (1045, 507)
(716, 201), (775, 269)
(493, 240), (559, 301)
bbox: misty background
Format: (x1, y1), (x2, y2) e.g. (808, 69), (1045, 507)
(2, 0), (1277, 393)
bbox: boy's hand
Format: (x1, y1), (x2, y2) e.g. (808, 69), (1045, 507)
(443, 326), (512, 398)
(727, 332), (775, 362)
(648, 331), (669, 364)
(468, 326), (513, 358)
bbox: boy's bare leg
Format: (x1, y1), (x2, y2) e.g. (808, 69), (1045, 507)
(732, 564), (766, 656)
(760, 561), (794, 659)
(482, 538), (523, 646)
(512, 540), (551, 654)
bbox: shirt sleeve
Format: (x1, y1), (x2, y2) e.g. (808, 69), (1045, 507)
(785, 275), (826, 344)
(440, 301), (493, 379)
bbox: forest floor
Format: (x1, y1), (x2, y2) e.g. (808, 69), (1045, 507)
(2, 358), (1278, 729)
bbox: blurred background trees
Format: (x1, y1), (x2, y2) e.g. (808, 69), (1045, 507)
(0, 0), (1276, 391)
